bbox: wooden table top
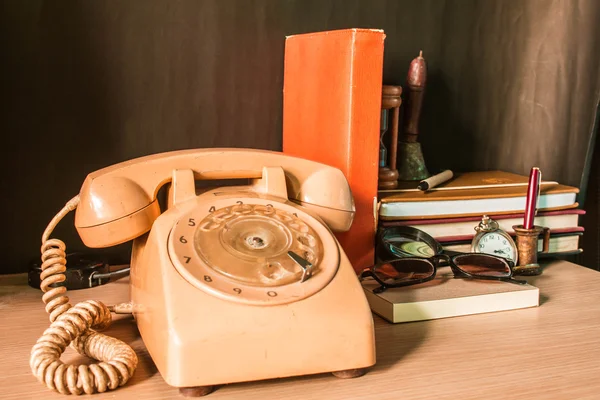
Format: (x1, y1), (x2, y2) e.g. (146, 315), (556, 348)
(1, 260), (599, 400)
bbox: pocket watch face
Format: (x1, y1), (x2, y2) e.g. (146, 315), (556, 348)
(475, 232), (517, 262)
(472, 216), (518, 264)
(167, 197), (340, 306)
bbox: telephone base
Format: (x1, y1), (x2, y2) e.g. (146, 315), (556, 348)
(179, 386), (215, 397)
(129, 181), (375, 392)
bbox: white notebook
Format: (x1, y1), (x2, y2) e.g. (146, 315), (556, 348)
(361, 266), (540, 323)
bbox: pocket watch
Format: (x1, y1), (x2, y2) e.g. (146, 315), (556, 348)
(470, 215), (518, 264)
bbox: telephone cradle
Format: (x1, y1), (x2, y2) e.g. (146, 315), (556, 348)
(30, 148), (376, 397)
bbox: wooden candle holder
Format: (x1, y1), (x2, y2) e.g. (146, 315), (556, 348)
(378, 85), (402, 190)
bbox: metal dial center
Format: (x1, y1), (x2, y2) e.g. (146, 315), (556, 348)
(246, 235), (267, 249)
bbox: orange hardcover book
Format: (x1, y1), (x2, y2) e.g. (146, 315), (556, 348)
(282, 28), (385, 272)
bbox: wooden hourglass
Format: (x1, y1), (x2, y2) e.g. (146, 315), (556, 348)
(378, 85), (402, 190)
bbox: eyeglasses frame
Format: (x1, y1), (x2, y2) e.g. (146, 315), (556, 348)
(360, 253), (527, 294)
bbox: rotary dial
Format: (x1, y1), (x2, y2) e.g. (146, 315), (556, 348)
(168, 197), (340, 305)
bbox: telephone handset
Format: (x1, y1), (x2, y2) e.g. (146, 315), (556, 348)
(75, 148), (355, 247)
(31, 148), (376, 396)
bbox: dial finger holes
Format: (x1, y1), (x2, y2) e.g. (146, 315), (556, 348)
(255, 204), (276, 216)
(297, 234), (317, 248)
(171, 199), (340, 306)
(232, 204), (254, 215)
(258, 262), (292, 282)
(213, 207), (235, 220)
(200, 220), (222, 232)
(289, 220), (309, 233)
(274, 212), (293, 222)
(303, 250), (316, 264)
(210, 216), (225, 225)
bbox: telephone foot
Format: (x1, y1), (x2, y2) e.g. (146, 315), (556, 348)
(179, 386), (215, 397)
(331, 368), (367, 379)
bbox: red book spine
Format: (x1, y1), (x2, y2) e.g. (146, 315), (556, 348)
(435, 226), (584, 243)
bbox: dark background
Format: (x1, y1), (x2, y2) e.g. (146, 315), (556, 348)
(1, 0), (599, 274)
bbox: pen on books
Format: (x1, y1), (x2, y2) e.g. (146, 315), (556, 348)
(418, 170), (453, 191)
(523, 167), (541, 229)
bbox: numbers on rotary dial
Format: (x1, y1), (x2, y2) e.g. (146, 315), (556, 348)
(169, 197), (340, 306)
(175, 201), (301, 301)
(478, 233), (515, 260)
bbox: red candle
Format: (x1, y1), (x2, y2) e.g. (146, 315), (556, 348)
(523, 167), (541, 229)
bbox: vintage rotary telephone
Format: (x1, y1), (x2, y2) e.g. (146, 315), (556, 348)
(31, 148), (376, 396)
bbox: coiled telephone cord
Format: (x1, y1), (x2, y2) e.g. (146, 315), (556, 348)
(29, 195), (138, 395)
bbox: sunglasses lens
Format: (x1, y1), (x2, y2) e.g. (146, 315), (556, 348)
(372, 259), (435, 285)
(453, 254), (510, 277)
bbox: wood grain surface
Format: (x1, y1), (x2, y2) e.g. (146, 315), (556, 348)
(1, 260), (599, 399)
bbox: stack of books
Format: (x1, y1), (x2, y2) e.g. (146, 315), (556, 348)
(363, 170), (581, 324)
(377, 171), (584, 258)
